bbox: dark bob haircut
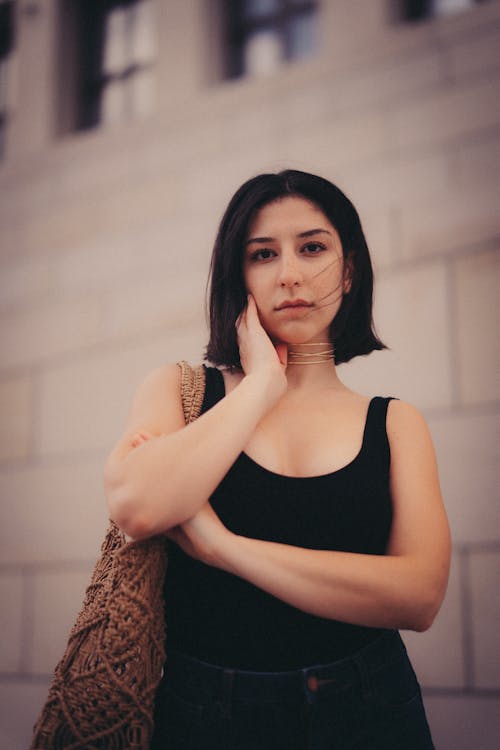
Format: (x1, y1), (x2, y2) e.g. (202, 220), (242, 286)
(205, 169), (386, 368)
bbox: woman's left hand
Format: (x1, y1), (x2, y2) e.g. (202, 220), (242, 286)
(166, 503), (231, 569)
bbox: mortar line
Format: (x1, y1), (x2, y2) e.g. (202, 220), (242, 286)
(458, 547), (475, 690)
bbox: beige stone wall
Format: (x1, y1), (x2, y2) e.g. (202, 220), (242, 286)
(1, 1), (499, 747)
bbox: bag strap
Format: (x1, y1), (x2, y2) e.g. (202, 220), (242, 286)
(177, 361), (206, 424)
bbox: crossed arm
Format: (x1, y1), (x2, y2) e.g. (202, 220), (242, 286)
(165, 400), (451, 633)
(123, 399), (450, 634)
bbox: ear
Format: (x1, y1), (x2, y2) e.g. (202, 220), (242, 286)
(342, 252), (354, 295)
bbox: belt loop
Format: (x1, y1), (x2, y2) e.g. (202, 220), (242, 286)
(303, 667), (318, 705)
(353, 652), (371, 702)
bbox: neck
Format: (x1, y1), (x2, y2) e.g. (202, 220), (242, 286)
(285, 342), (344, 391)
(287, 341), (335, 366)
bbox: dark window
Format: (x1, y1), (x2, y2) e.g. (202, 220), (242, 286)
(0, 0), (14, 158)
(400, 0), (490, 22)
(61, 0), (156, 132)
(223, 0), (318, 80)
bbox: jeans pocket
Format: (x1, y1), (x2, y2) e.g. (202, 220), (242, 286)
(367, 650), (421, 711)
(364, 655), (435, 749)
(152, 684), (204, 750)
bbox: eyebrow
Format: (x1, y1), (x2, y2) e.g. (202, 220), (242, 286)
(245, 228), (332, 246)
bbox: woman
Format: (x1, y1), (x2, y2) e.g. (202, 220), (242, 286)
(104, 170), (450, 749)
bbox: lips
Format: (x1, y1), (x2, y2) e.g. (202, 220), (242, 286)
(275, 299), (313, 310)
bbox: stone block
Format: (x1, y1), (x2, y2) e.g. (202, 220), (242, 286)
(428, 410), (499, 545)
(360, 209), (394, 270)
(0, 298), (102, 371)
(454, 248), (500, 405)
(339, 262), (453, 410)
(399, 184), (500, 260)
(448, 25), (500, 79)
(329, 45), (444, 114)
(0, 255), (54, 310)
(0, 167), (183, 264)
(456, 132), (500, 190)
(403, 555), (465, 688)
(347, 149), (453, 214)
(53, 218), (212, 299)
(31, 566), (93, 674)
(36, 325), (206, 457)
(424, 694), (500, 750)
(0, 680), (51, 750)
(0, 459), (108, 564)
(319, 0), (390, 61)
(103, 268), (206, 341)
(0, 572), (24, 672)
(387, 77), (500, 151)
(272, 109), (387, 175)
(7, 0), (55, 160)
(469, 549), (500, 689)
(0, 374), (33, 461)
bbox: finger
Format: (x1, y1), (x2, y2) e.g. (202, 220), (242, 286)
(130, 430), (155, 448)
(246, 294), (257, 317)
(235, 299), (248, 328)
(245, 295), (263, 329)
(275, 342), (288, 367)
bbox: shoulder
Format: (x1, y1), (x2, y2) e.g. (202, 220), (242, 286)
(386, 398), (428, 433)
(126, 362), (203, 433)
(141, 362), (182, 388)
(137, 361), (206, 392)
(130, 363), (182, 406)
(385, 399), (437, 460)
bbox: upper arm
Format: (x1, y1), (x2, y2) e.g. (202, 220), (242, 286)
(386, 400), (451, 602)
(103, 363), (185, 486)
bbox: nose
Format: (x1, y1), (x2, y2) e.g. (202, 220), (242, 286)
(278, 253), (302, 288)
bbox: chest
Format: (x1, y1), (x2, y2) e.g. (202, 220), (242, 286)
(243, 395), (372, 478)
(213, 440), (393, 555)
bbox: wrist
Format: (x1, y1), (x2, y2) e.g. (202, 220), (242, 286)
(214, 529), (240, 574)
(241, 369), (286, 410)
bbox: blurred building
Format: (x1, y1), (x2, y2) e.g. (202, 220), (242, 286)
(0, 1), (499, 747)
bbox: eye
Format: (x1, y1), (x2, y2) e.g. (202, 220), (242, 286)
(249, 248), (277, 262)
(301, 242), (327, 255)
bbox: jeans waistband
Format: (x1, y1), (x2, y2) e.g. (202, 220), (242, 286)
(165, 630), (406, 703)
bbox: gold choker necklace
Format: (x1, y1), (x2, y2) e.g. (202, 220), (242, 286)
(287, 342), (335, 365)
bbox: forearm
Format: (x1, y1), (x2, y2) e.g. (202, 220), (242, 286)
(217, 534), (445, 632)
(106, 374), (279, 538)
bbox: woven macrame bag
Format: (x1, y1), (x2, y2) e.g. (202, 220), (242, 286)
(30, 361), (206, 750)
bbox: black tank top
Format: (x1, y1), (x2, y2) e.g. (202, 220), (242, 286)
(164, 366), (395, 670)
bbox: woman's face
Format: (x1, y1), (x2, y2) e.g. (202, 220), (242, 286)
(243, 196), (349, 345)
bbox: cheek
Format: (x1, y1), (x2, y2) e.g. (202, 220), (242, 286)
(243, 268), (265, 299)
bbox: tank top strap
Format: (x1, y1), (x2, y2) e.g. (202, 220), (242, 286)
(362, 396), (398, 466)
(200, 366), (226, 414)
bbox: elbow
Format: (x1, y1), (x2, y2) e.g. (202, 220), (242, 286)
(105, 477), (179, 541)
(407, 589), (445, 633)
(104, 470), (155, 541)
(110, 503), (156, 542)
(106, 489), (147, 541)
(411, 608), (436, 633)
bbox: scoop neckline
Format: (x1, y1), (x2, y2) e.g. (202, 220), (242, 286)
(236, 397), (376, 481)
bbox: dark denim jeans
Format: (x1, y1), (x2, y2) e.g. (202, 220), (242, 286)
(151, 630), (435, 750)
